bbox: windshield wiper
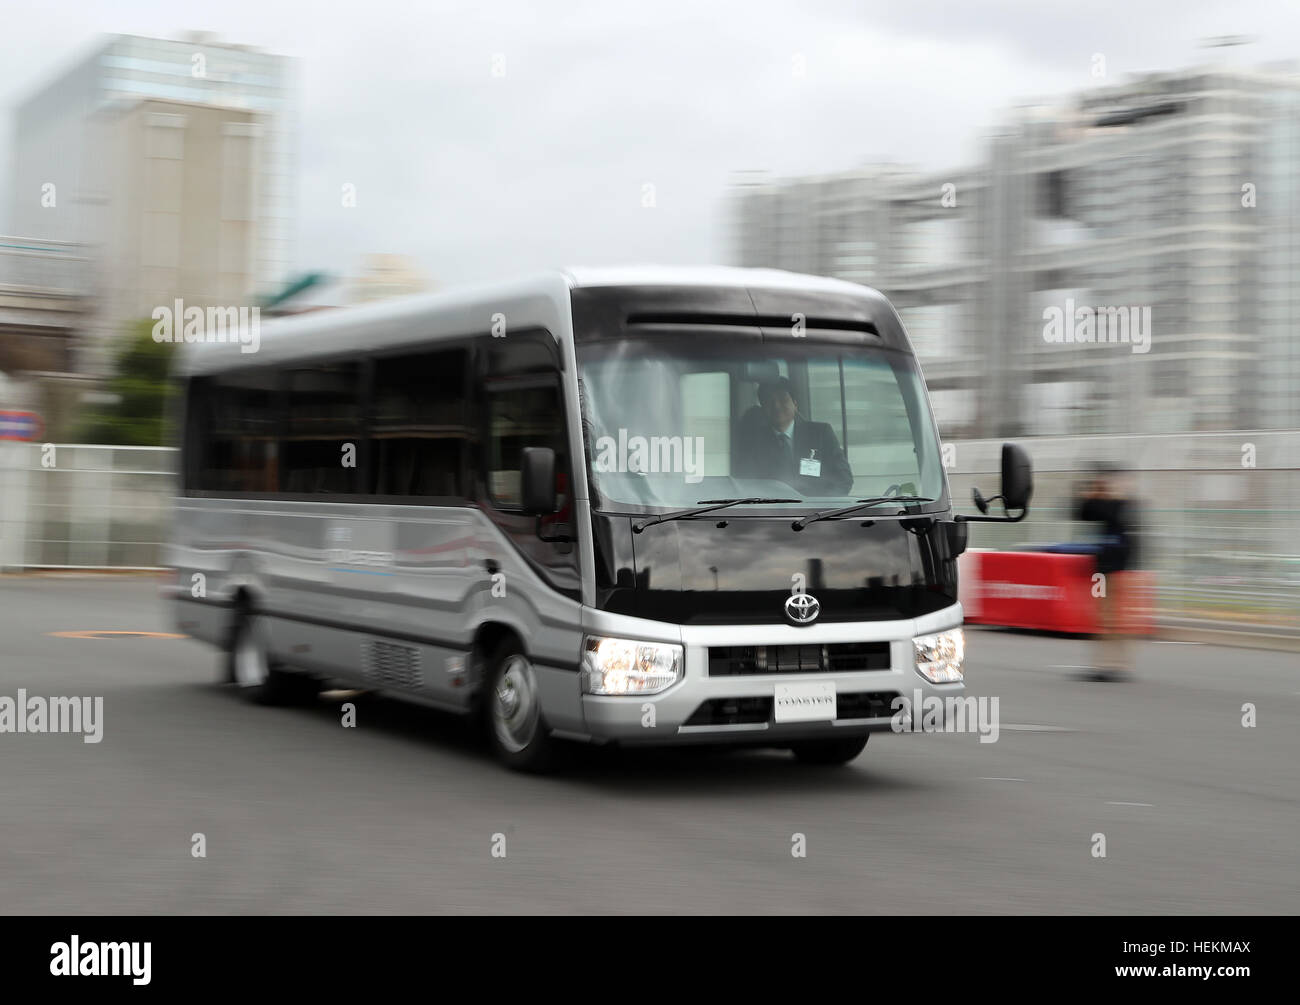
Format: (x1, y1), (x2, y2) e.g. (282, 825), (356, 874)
(792, 495), (935, 531)
(633, 497), (802, 533)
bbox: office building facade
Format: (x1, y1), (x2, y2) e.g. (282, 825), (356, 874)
(731, 65), (1300, 437)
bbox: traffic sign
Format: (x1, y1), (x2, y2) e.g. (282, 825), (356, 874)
(0, 410), (43, 441)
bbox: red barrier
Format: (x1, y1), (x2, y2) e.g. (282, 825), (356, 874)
(960, 550), (1154, 635)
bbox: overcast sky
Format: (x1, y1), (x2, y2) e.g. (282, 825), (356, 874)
(3, 0), (1298, 287)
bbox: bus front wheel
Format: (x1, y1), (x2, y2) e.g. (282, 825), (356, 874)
(485, 643), (557, 773)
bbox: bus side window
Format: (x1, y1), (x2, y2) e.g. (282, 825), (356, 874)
(202, 369), (279, 493)
(485, 384), (564, 509)
(370, 348), (470, 499)
(284, 361), (362, 494)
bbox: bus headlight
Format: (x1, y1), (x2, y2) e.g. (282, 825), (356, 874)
(913, 628), (965, 683)
(582, 636), (682, 695)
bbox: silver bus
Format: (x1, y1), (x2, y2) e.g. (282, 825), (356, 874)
(166, 266), (1031, 771)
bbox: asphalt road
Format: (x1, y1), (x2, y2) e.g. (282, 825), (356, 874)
(2, 574), (1297, 914)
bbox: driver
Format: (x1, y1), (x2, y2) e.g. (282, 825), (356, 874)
(734, 377), (853, 496)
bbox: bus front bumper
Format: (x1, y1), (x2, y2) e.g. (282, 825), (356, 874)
(576, 608), (966, 745)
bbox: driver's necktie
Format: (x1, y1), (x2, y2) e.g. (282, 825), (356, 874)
(776, 430), (794, 480)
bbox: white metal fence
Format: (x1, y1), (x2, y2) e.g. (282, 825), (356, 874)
(945, 430), (1300, 632)
(1, 435), (1296, 629)
(0, 443), (175, 570)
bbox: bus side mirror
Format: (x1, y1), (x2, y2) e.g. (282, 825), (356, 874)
(964, 442), (1033, 523)
(944, 520), (969, 556)
(520, 447), (557, 516)
(1000, 442), (1033, 512)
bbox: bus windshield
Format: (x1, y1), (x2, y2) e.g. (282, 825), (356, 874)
(577, 338), (947, 512)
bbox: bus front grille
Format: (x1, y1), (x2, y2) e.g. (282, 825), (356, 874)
(707, 642), (890, 676)
(836, 691), (900, 720)
(684, 697), (773, 727)
(362, 640), (423, 690)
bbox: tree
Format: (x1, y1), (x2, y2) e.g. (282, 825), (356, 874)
(76, 319), (177, 445)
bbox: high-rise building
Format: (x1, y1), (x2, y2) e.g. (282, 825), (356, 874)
(731, 63), (1300, 438)
(95, 98), (263, 326)
(10, 32), (296, 369)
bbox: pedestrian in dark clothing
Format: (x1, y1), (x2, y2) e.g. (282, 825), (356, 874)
(1074, 464), (1142, 680)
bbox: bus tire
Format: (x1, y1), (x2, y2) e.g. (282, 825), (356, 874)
(484, 642), (556, 773)
(789, 735), (869, 765)
(228, 612), (317, 706)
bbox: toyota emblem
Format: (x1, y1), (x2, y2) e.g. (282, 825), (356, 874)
(785, 592), (820, 625)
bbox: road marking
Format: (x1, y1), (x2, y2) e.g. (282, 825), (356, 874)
(979, 777), (1025, 782)
(1049, 665), (1092, 670)
(1106, 801), (1154, 807)
(1152, 640), (1202, 645)
(47, 630), (188, 640)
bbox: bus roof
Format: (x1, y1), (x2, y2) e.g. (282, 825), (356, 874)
(560, 264), (877, 296)
(174, 266), (889, 376)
